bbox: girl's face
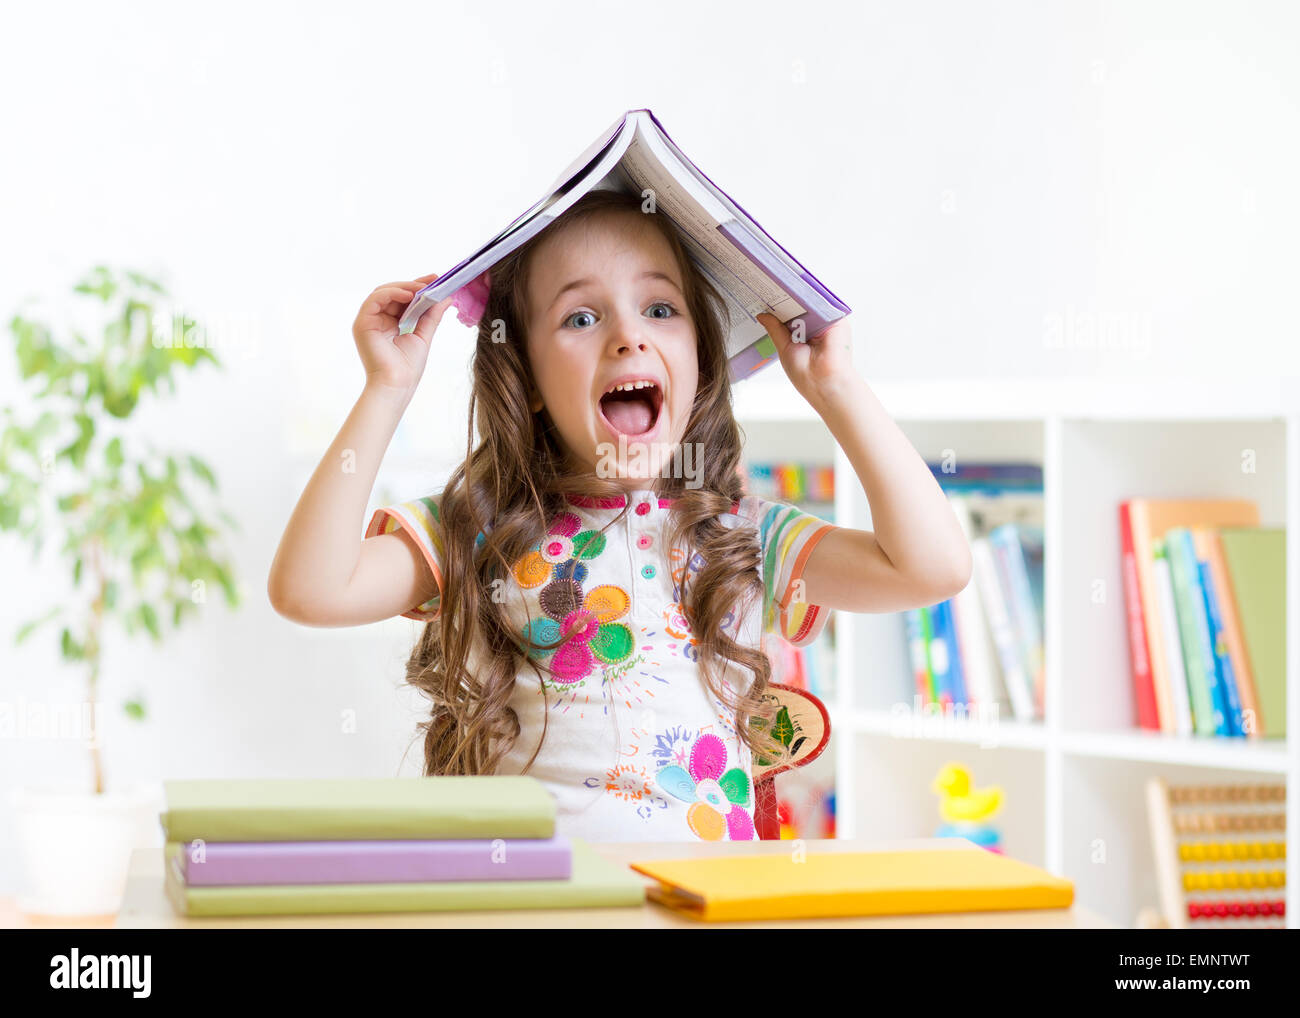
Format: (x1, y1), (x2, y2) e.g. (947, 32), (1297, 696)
(523, 213), (699, 488)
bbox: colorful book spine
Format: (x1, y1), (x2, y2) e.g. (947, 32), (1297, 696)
(922, 605), (951, 706)
(1198, 527), (1262, 739)
(990, 524), (1045, 717)
(1119, 502), (1160, 730)
(972, 536), (1034, 721)
(1164, 528), (1228, 736)
(933, 599), (969, 705)
(927, 461), (1044, 490)
(1218, 528), (1286, 738)
(171, 837), (573, 886)
(946, 496), (1003, 711)
(904, 608), (935, 704)
(1197, 555), (1244, 737)
(1151, 542), (1194, 737)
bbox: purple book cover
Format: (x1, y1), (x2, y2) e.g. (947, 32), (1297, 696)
(397, 108), (849, 382)
(175, 836), (572, 886)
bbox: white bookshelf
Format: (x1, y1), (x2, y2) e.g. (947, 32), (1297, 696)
(735, 375), (1298, 930)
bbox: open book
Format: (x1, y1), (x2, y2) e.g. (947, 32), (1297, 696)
(398, 108), (850, 382)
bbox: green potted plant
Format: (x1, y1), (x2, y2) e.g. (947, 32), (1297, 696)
(1, 266), (241, 918)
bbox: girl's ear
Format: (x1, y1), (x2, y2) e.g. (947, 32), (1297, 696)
(528, 387), (544, 413)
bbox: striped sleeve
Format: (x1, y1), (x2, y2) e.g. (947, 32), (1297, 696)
(745, 496), (837, 647)
(364, 493), (444, 621)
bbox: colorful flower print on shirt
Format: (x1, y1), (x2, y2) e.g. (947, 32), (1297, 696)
(654, 731), (755, 841)
(517, 511), (634, 687)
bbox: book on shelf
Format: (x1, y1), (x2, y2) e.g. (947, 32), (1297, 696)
(1193, 529), (1246, 738)
(1116, 499), (1286, 740)
(1218, 527), (1286, 738)
(397, 108), (850, 383)
(1150, 540), (1194, 738)
(745, 460), (835, 508)
(1164, 527), (1232, 736)
(990, 522), (1045, 717)
(901, 464), (1044, 722)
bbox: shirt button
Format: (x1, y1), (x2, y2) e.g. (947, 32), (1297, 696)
(637, 535), (652, 550)
(641, 564), (656, 579)
(635, 501), (651, 516)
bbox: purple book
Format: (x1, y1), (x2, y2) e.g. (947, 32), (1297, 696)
(397, 108), (850, 383)
(172, 836), (572, 886)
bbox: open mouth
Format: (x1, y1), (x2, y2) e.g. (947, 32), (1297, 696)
(598, 378), (663, 438)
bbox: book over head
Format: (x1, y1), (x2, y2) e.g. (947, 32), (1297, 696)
(398, 108), (850, 383)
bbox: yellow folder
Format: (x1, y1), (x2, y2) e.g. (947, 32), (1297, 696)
(630, 847), (1074, 921)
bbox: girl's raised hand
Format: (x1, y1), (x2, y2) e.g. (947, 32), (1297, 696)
(756, 312), (856, 408)
(353, 273), (457, 398)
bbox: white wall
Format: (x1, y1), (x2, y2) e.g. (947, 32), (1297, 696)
(1, 0), (1296, 897)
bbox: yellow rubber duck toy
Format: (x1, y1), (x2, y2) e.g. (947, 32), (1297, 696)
(933, 763), (1003, 823)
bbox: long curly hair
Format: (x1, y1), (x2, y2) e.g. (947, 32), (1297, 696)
(403, 188), (787, 778)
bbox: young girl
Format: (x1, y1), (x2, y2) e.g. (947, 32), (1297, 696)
(268, 188), (971, 843)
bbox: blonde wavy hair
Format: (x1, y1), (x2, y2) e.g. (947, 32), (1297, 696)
(403, 188), (787, 778)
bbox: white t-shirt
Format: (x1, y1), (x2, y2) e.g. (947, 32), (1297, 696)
(366, 488), (834, 843)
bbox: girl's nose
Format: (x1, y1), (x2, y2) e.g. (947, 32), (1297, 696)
(608, 321), (648, 356)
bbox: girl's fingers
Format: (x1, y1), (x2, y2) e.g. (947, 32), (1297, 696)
(410, 301), (450, 343)
(757, 312), (795, 357)
(378, 276), (438, 293)
(369, 286), (416, 306)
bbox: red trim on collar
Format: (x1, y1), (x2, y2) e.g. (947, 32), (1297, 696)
(563, 494), (744, 514)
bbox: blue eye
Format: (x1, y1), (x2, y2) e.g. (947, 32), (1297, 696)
(563, 310), (597, 329)
(561, 303), (678, 329)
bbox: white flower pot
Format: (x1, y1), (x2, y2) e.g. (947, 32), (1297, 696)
(10, 782), (163, 919)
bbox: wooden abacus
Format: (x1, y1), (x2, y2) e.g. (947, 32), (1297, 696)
(1146, 777), (1287, 929)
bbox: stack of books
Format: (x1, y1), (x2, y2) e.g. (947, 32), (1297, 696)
(160, 776), (647, 917)
(1119, 498), (1285, 739)
(903, 463), (1044, 721)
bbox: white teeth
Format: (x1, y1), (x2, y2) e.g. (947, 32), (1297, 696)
(609, 380), (657, 393)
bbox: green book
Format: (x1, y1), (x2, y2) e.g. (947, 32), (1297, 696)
(1219, 527), (1286, 738)
(160, 777), (556, 842)
(1164, 530), (1221, 736)
(164, 839), (646, 917)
